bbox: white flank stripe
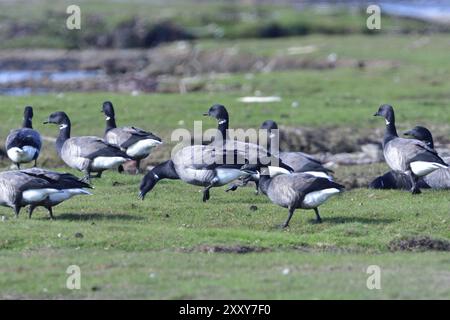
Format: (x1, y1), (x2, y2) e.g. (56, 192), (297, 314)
(92, 156), (128, 169)
(410, 161), (448, 177)
(215, 169), (245, 185)
(126, 139), (162, 157)
(22, 188), (60, 203)
(302, 188), (341, 208)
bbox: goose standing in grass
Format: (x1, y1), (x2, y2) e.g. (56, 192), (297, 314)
(5, 106), (42, 169)
(101, 101), (162, 173)
(373, 104), (448, 194)
(241, 163), (344, 228)
(370, 126), (450, 190)
(0, 168), (91, 219)
(139, 144), (291, 202)
(44, 111), (131, 183)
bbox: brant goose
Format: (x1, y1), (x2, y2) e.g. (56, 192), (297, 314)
(139, 144), (291, 202)
(370, 126), (450, 190)
(5, 106), (42, 169)
(44, 111), (130, 183)
(242, 163), (344, 228)
(373, 104), (447, 194)
(0, 168), (91, 219)
(101, 101), (162, 173)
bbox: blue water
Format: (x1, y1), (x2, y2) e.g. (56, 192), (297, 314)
(0, 70), (100, 96)
(0, 70), (99, 84)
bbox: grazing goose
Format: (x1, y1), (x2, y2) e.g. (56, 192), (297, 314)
(5, 106), (42, 169)
(101, 101), (162, 173)
(0, 168), (91, 219)
(260, 120), (333, 178)
(44, 111), (131, 182)
(373, 104), (448, 194)
(370, 126), (450, 190)
(139, 144), (291, 202)
(242, 164), (344, 228)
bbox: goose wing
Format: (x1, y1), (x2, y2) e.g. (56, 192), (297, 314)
(66, 136), (130, 160)
(173, 145), (246, 171)
(279, 152), (332, 173)
(21, 168), (91, 189)
(6, 128), (42, 150)
(106, 127), (161, 149)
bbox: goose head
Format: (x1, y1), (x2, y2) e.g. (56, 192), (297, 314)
(101, 101), (115, 120)
(260, 120), (278, 131)
(404, 126), (434, 148)
(138, 171), (159, 200)
(260, 119), (279, 140)
(43, 111), (71, 129)
(203, 104), (229, 124)
(373, 104), (395, 125)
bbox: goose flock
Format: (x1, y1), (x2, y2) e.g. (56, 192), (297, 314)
(1, 102), (448, 227)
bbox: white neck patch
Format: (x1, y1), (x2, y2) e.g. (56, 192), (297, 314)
(269, 133), (276, 139)
(218, 119), (227, 125)
(59, 124), (68, 130)
(105, 116), (111, 121)
(385, 119), (390, 125)
(153, 173), (160, 180)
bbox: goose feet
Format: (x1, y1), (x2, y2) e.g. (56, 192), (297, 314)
(411, 187), (422, 195)
(314, 208), (323, 223)
(28, 206), (35, 219)
(47, 207), (54, 220)
(202, 188), (211, 202)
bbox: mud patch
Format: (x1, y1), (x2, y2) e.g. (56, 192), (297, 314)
(388, 236), (450, 252)
(193, 245), (270, 254)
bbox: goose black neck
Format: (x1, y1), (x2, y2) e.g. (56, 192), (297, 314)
(215, 115), (229, 143)
(105, 116), (117, 133)
(258, 175), (271, 195)
(22, 118), (32, 129)
(383, 112), (398, 145)
(56, 121), (71, 156)
(153, 160), (179, 180)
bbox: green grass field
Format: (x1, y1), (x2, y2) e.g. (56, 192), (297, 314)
(1, 32), (450, 299)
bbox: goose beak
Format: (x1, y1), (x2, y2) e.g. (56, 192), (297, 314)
(43, 120), (49, 124)
(373, 112), (380, 117)
(203, 112), (209, 116)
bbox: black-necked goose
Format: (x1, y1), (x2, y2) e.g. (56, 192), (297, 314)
(139, 144), (291, 202)
(242, 163), (344, 228)
(5, 106), (42, 169)
(0, 168), (91, 219)
(374, 104), (448, 194)
(44, 111), (131, 182)
(371, 126), (450, 190)
(101, 101), (162, 172)
(260, 120), (333, 178)
(203, 104), (274, 192)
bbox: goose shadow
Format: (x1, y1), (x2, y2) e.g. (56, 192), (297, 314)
(312, 216), (396, 225)
(50, 212), (144, 221)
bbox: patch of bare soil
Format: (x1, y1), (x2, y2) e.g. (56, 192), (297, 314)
(191, 245), (270, 254)
(388, 236), (450, 252)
